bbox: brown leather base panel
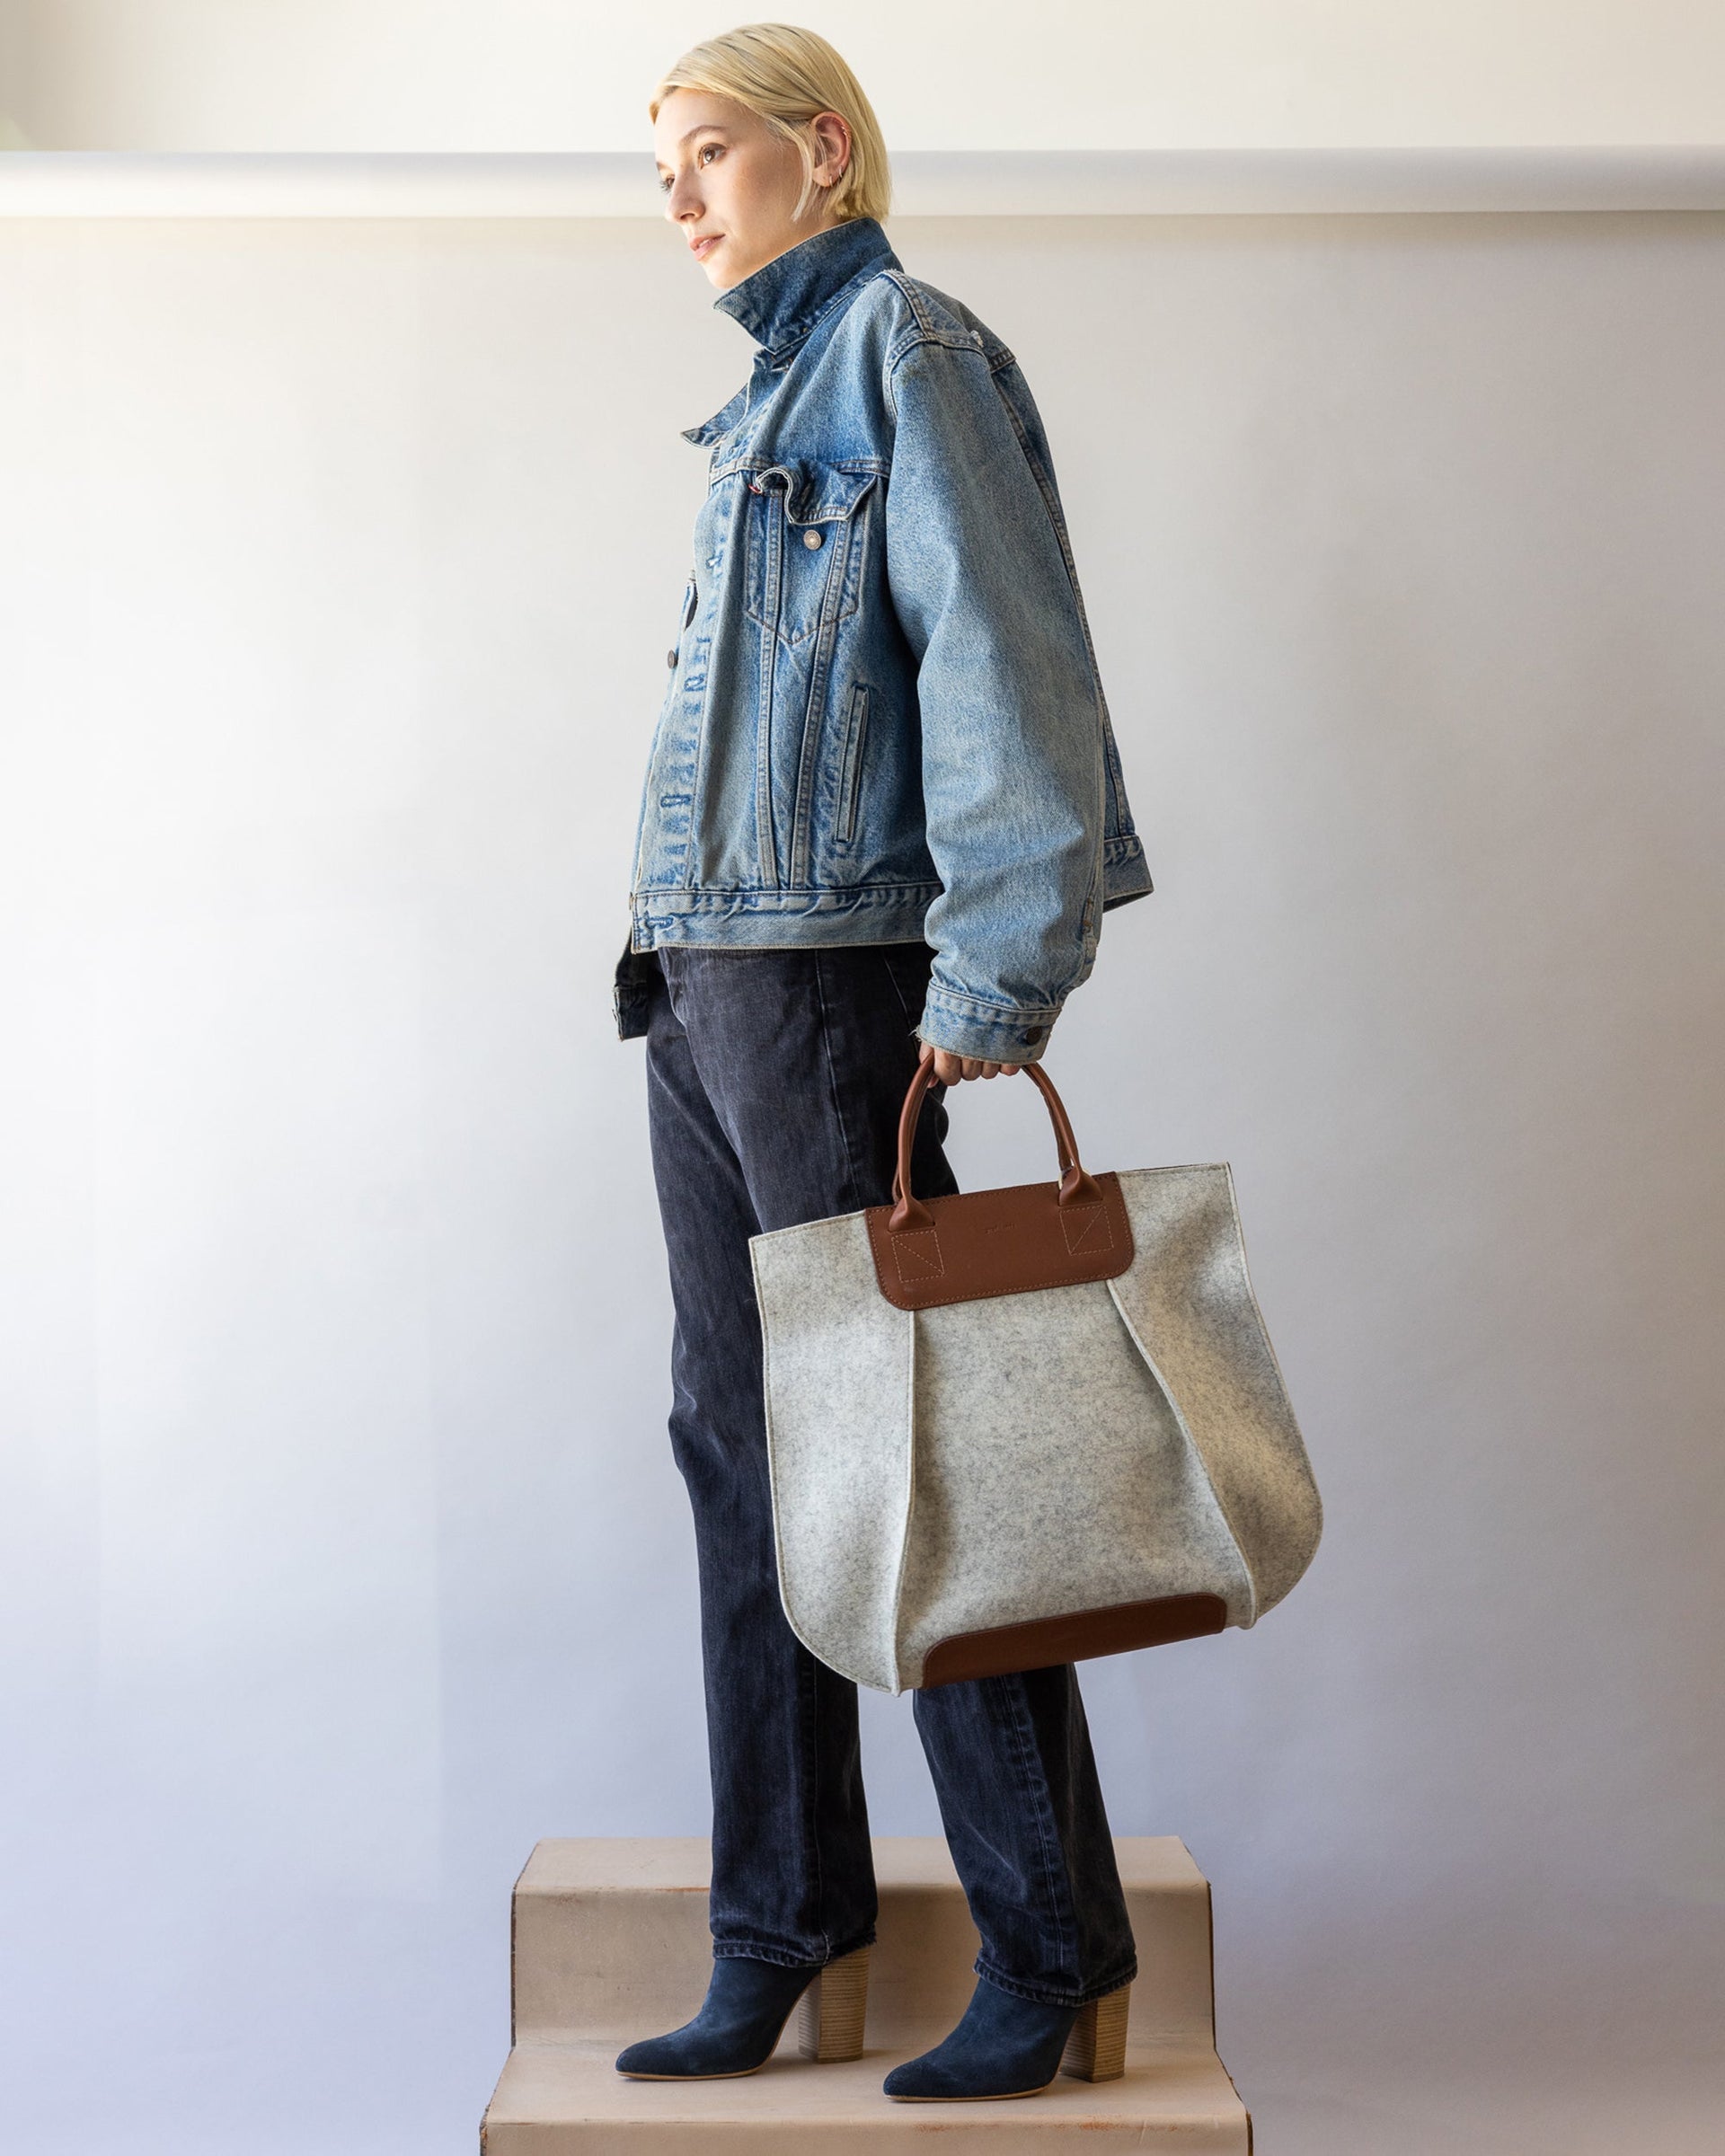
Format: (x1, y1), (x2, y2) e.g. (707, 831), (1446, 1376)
(918, 1593), (1229, 1687)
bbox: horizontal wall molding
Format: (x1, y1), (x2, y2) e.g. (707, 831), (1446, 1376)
(4, 147), (1725, 218)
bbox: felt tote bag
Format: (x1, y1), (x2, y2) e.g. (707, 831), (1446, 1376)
(748, 1061), (1322, 1695)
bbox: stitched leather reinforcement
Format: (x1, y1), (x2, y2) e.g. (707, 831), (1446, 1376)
(920, 1594), (1229, 1687)
(865, 1171), (1134, 1312)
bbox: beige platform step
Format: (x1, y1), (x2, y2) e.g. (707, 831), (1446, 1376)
(482, 1835), (1252, 2152)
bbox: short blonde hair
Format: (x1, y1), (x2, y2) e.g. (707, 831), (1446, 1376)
(650, 22), (891, 226)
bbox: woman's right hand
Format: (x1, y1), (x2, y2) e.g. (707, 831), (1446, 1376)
(919, 1042), (1025, 1085)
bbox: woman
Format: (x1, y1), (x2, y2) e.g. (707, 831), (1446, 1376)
(612, 22), (1153, 2104)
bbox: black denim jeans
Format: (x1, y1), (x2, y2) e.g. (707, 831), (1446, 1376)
(641, 941), (1137, 2008)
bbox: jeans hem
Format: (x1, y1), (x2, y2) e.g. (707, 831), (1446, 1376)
(713, 1925), (878, 1970)
(971, 1953), (1139, 2010)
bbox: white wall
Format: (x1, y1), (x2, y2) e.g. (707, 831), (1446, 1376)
(5, 0), (1725, 151)
(2, 208), (1723, 2154)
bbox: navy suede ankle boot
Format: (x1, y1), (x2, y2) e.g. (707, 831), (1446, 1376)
(882, 1972), (1131, 2101)
(615, 1944), (871, 2079)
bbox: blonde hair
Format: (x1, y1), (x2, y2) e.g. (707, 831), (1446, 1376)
(650, 22), (891, 226)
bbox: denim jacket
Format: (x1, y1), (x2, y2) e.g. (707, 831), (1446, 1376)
(614, 216), (1152, 1064)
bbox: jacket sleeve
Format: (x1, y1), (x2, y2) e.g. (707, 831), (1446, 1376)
(882, 331), (1105, 1065)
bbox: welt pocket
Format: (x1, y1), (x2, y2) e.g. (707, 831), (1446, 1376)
(836, 682), (870, 844)
(665, 576), (696, 674)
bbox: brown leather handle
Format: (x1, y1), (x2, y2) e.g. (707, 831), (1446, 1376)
(889, 1058), (1105, 1233)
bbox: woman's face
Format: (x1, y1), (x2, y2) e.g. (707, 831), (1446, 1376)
(652, 88), (852, 291)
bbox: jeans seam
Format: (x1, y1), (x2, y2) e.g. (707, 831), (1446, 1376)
(880, 947), (920, 1038)
(799, 1646), (832, 1960)
(811, 949), (866, 1215)
(993, 1673), (1076, 1989)
(807, 951), (854, 1958)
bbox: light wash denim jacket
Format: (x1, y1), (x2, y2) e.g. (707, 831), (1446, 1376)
(614, 215), (1152, 1064)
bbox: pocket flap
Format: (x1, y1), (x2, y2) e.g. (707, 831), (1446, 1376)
(752, 459), (880, 527)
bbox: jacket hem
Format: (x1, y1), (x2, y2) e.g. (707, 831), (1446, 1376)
(631, 882), (942, 950)
(615, 839), (1154, 1047)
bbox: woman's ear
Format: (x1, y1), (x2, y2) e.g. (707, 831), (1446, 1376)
(810, 110), (853, 186)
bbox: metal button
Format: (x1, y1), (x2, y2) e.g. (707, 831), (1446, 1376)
(802, 527), (825, 550)
(1020, 1026), (1045, 1045)
(666, 648), (678, 668)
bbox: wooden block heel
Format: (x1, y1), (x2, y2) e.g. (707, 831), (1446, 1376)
(1060, 1979), (1130, 2081)
(797, 1943), (871, 2061)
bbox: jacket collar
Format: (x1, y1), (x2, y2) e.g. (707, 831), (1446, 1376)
(713, 216), (897, 361)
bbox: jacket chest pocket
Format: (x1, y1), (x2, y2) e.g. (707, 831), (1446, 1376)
(745, 462), (880, 648)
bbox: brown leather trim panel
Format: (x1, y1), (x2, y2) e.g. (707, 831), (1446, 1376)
(864, 1169), (1134, 1311)
(918, 1593), (1228, 1687)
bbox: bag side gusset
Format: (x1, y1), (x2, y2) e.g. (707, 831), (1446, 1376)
(751, 1214), (916, 1693)
(1109, 1167), (1323, 1622)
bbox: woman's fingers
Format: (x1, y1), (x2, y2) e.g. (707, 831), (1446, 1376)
(918, 1045), (1027, 1083)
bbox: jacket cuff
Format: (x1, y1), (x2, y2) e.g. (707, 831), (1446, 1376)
(913, 982), (1060, 1065)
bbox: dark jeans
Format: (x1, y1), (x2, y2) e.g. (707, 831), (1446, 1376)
(641, 940), (1137, 2008)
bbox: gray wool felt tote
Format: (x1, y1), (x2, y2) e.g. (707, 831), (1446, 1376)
(748, 1060), (1322, 1695)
